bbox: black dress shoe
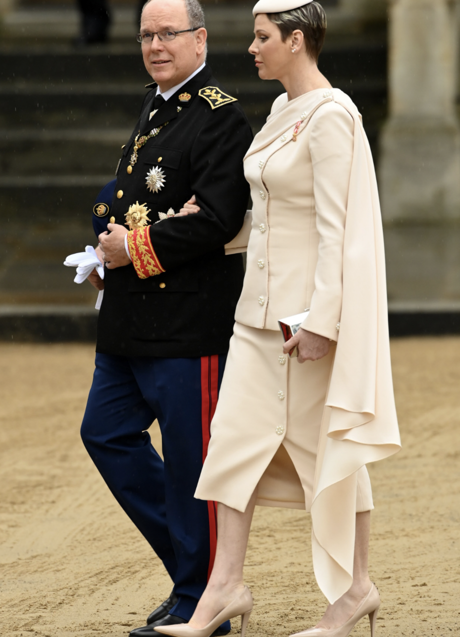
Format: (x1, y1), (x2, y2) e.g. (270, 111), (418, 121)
(147, 592), (178, 625)
(130, 614), (185, 637)
(129, 614), (230, 637)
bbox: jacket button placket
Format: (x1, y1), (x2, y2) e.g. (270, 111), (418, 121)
(256, 162), (269, 319)
(275, 350), (288, 437)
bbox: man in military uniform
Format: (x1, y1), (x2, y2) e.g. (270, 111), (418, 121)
(80, 0), (253, 636)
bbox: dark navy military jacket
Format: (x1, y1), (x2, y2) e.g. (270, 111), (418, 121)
(97, 64), (253, 357)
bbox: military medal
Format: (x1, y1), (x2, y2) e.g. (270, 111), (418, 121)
(129, 122), (170, 170)
(125, 202), (151, 231)
(146, 166), (166, 194)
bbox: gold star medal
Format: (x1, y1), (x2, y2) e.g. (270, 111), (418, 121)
(125, 202), (151, 231)
(146, 166), (166, 194)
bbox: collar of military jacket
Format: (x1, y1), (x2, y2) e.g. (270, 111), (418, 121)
(140, 64), (213, 134)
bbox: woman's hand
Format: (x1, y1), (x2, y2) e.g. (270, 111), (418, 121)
(283, 328), (330, 364)
(176, 195), (201, 217)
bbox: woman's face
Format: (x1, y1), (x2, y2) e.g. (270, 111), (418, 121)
(248, 14), (295, 81)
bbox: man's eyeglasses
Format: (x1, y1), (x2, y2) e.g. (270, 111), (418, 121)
(136, 27), (202, 45)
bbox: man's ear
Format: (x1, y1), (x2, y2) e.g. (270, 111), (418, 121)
(195, 27), (207, 54)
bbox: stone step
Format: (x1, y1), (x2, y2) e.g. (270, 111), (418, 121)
(1, 129), (131, 176)
(0, 41), (387, 84)
(0, 79), (276, 130)
(1, 78), (386, 174)
(1, 5), (363, 46)
(0, 6), (254, 45)
(1, 220), (99, 306)
(0, 176), (113, 222)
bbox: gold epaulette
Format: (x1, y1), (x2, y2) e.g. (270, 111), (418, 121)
(198, 86), (238, 110)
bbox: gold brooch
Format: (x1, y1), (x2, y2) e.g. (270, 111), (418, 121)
(146, 166), (166, 194)
(125, 202), (151, 231)
(179, 92), (191, 103)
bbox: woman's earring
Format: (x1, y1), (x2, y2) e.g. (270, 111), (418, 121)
(291, 48), (296, 53)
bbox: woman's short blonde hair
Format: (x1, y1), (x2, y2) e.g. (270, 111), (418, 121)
(267, 2), (327, 63)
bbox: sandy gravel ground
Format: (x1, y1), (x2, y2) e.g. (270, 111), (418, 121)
(0, 338), (459, 637)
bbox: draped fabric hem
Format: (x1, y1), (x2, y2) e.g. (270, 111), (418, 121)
(310, 436), (399, 603)
(307, 90), (401, 605)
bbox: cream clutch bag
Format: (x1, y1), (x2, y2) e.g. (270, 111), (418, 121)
(278, 310), (310, 358)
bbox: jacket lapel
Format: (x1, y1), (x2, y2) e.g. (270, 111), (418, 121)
(140, 64), (214, 135)
(141, 95), (179, 132)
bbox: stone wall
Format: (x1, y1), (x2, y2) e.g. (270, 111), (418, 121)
(380, 0), (460, 224)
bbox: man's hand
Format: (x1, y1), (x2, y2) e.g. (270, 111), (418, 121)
(283, 328), (330, 364)
(87, 268), (105, 290)
(85, 245), (104, 290)
(99, 223), (130, 269)
(177, 195), (200, 217)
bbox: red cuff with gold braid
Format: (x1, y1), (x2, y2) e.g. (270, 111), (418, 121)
(126, 227), (165, 279)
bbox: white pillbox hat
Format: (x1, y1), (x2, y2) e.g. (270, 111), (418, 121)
(253, 0), (314, 16)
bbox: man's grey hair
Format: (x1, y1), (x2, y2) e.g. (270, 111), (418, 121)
(141, 0), (206, 29)
(185, 0), (206, 29)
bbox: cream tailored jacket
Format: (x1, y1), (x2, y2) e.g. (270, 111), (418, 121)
(235, 88), (356, 340)
(230, 88), (401, 603)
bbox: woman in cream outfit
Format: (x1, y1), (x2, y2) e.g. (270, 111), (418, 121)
(156, 2), (401, 637)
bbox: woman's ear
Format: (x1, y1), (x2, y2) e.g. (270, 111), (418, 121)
(290, 29), (304, 53)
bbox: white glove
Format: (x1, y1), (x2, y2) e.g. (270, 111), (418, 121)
(64, 246), (105, 310)
(64, 245), (104, 284)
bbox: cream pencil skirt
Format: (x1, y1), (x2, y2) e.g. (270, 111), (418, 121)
(195, 321), (373, 514)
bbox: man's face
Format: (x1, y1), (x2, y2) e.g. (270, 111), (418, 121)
(140, 0), (207, 92)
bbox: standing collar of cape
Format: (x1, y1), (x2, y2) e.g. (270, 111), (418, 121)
(245, 87), (356, 159)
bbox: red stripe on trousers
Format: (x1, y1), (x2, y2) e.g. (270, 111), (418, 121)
(201, 355), (219, 580)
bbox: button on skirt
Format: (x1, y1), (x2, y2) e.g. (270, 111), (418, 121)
(195, 321), (373, 513)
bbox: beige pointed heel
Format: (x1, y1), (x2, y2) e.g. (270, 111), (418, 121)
(240, 607), (252, 637)
(368, 605), (379, 637)
(154, 586), (253, 637)
(289, 583), (381, 637)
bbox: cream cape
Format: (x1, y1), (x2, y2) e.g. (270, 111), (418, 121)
(244, 89), (401, 603)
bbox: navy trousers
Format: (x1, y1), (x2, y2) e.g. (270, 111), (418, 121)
(81, 352), (228, 623)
